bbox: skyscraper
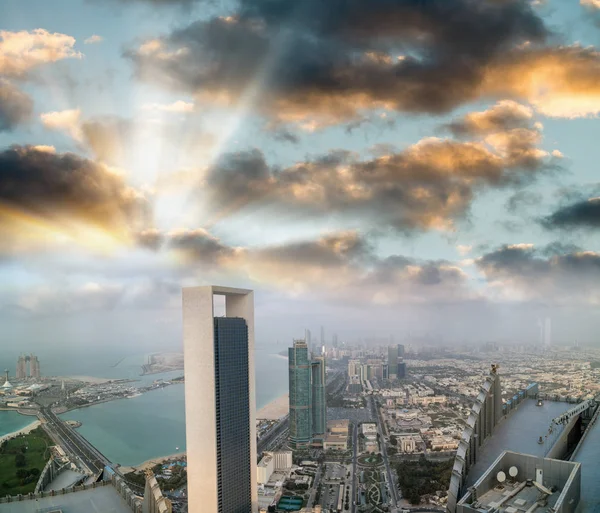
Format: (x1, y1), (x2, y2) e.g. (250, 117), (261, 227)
(288, 339), (312, 448)
(398, 344), (405, 358)
(16, 356), (26, 380)
(311, 357), (326, 444)
(30, 355), (41, 379)
(387, 345), (399, 379)
(320, 325), (325, 346)
(182, 286), (257, 513)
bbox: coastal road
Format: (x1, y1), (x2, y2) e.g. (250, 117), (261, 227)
(257, 415), (289, 455)
(40, 407), (109, 475)
(351, 421), (358, 513)
(369, 395), (398, 509)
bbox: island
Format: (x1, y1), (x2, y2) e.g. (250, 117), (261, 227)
(141, 353), (184, 375)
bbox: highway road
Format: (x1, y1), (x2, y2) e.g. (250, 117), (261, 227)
(40, 407), (109, 475)
(351, 421), (358, 513)
(257, 415), (289, 456)
(369, 395), (399, 509)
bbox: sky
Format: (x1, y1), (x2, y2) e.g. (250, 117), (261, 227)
(2, 0), (600, 356)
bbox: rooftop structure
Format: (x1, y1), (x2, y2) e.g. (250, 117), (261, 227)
(571, 406), (600, 511)
(457, 450), (581, 513)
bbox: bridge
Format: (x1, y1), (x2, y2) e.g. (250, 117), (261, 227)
(39, 407), (147, 494)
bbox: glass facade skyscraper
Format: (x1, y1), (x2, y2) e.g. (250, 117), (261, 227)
(311, 357), (326, 442)
(182, 285), (257, 513)
(289, 340), (312, 448)
(214, 317), (251, 513)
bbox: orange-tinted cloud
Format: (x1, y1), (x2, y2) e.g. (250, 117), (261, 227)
(203, 116), (556, 231)
(0, 145), (151, 254)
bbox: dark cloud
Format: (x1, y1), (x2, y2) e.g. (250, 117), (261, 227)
(0, 80), (33, 131)
(135, 229), (164, 251)
(506, 190), (543, 213)
(127, 0), (549, 126)
(204, 125), (554, 231)
(0, 145), (151, 247)
(542, 197), (600, 230)
(272, 128), (300, 144)
(476, 243), (600, 303)
(168, 228), (236, 264)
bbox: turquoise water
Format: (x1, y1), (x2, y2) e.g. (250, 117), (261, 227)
(58, 351), (288, 467)
(61, 384), (186, 466)
(0, 411), (36, 437)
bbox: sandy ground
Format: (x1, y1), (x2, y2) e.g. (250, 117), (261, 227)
(119, 452), (187, 474)
(257, 393), (289, 420)
(0, 420), (41, 444)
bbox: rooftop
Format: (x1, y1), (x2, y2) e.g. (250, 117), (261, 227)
(465, 400), (573, 487)
(0, 485), (134, 513)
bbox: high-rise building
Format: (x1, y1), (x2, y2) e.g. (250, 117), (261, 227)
(332, 334), (338, 348)
(16, 356), (26, 380)
(387, 345), (399, 378)
(398, 344), (405, 358)
(305, 329), (312, 347)
(289, 339), (312, 448)
(182, 286), (257, 513)
(320, 326), (325, 346)
(311, 357), (326, 443)
(30, 354), (41, 379)
(397, 361), (406, 379)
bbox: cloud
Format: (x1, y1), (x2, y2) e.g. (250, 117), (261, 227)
(457, 244), (473, 256)
(15, 282), (124, 315)
(141, 100), (194, 113)
(542, 197), (600, 230)
(203, 120), (556, 232)
(84, 35), (104, 45)
(0, 30), (82, 132)
(581, 0), (600, 9)
(476, 243), (600, 304)
(0, 79), (32, 131)
(163, 228), (475, 304)
(168, 228), (238, 265)
(40, 108), (82, 140)
(126, 1), (549, 128)
(0, 145), (152, 254)
(0, 29), (82, 77)
(443, 100), (534, 137)
(506, 190), (543, 213)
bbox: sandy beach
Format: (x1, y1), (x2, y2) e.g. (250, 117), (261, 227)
(0, 420), (41, 444)
(119, 452), (187, 474)
(257, 393), (289, 420)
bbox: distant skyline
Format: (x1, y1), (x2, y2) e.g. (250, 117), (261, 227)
(2, 0), (600, 352)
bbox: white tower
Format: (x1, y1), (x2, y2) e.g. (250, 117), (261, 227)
(182, 286), (257, 513)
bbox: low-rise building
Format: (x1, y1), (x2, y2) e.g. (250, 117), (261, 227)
(361, 423), (378, 440)
(257, 453), (274, 485)
(324, 419), (349, 451)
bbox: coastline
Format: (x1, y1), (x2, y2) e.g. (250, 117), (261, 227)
(257, 393), (289, 420)
(119, 452), (187, 474)
(0, 420), (41, 444)
(118, 393), (289, 472)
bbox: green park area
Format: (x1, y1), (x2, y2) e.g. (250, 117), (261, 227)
(395, 456), (453, 505)
(357, 453), (383, 466)
(0, 427), (53, 497)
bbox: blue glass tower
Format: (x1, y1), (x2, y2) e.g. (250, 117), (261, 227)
(289, 340), (312, 448)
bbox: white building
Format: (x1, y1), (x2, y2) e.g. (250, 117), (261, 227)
(183, 286), (257, 513)
(362, 423), (378, 440)
(257, 454), (274, 485)
(264, 451), (292, 470)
